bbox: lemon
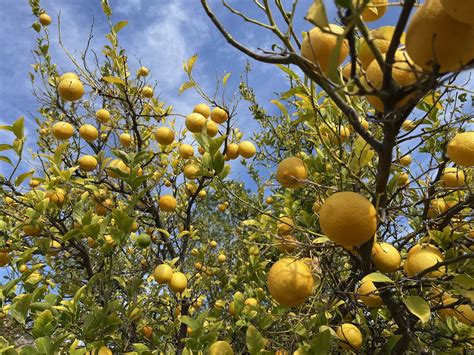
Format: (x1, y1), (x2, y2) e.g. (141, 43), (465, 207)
(225, 143), (239, 160)
(357, 276), (383, 307)
(96, 109), (110, 123)
(39, 13), (52, 26)
(179, 144), (194, 159)
(79, 124), (98, 142)
(406, 0), (474, 73)
(301, 24), (349, 75)
(447, 132), (474, 167)
(276, 157), (308, 188)
(441, 167), (465, 187)
(78, 155), (98, 172)
(58, 78), (84, 101)
(159, 195), (177, 212)
(277, 216), (294, 235)
(169, 272), (187, 293)
(185, 113), (206, 133)
(372, 242), (401, 272)
(267, 258), (314, 307)
(155, 127), (175, 145)
(319, 192), (377, 248)
(211, 107), (228, 124)
(153, 264), (173, 284)
(52, 121), (74, 140)
(336, 323), (363, 351)
(238, 141), (256, 159)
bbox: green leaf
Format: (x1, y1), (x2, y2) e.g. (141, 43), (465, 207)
(452, 274), (474, 302)
(15, 171), (34, 187)
(32, 310), (55, 337)
(270, 99), (288, 117)
(364, 272), (394, 283)
(12, 117), (24, 139)
(305, 0), (329, 28)
(246, 325), (265, 355)
(213, 151), (225, 174)
(0, 156), (13, 165)
(0, 144), (13, 152)
(101, 0), (112, 16)
(209, 135), (227, 155)
(179, 81), (195, 95)
(0, 125), (13, 132)
(378, 335), (402, 355)
(403, 296), (430, 324)
(10, 293), (33, 324)
(112, 20), (128, 34)
(277, 64), (300, 80)
(184, 54), (198, 74)
(180, 316), (199, 332)
(102, 76), (125, 85)
(222, 72), (231, 86)
(309, 329), (331, 355)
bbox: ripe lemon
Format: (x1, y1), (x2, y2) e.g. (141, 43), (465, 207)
(407, 243), (443, 259)
(46, 189), (66, 207)
(245, 298), (258, 308)
(57, 77), (84, 101)
(405, 247), (445, 277)
(79, 124), (98, 142)
(39, 13), (52, 26)
(238, 141), (256, 158)
(209, 341), (234, 355)
(169, 272), (187, 293)
(206, 120), (218, 137)
(406, 0), (474, 73)
(336, 323), (363, 351)
(357, 277), (383, 307)
(276, 157), (308, 188)
(360, 0), (387, 22)
(179, 144), (194, 159)
(277, 235), (298, 253)
(210, 107), (228, 124)
(218, 254), (226, 263)
(319, 192), (377, 248)
(210, 240), (218, 248)
(155, 127), (175, 145)
(372, 242), (401, 272)
(52, 121), (74, 140)
(365, 51), (419, 112)
(153, 264), (173, 284)
(141, 86), (154, 98)
(194, 103), (211, 118)
(96, 109), (110, 123)
(396, 172), (409, 187)
(78, 155), (98, 172)
(399, 155), (412, 166)
(107, 159), (130, 178)
(137, 66), (149, 76)
(0, 252), (9, 267)
(439, 0), (474, 25)
(159, 195), (177, 212)
(119, 133), (132, 147)
(441, 167), (465, 187)
(29, 179), (41, 188)
(277, 216), (294, 235)
(185, 113), (206, 133)
(427, 198), (447, 217)
(446, 132), (474, 167)
(183, 163), (200, 179)
(59, 72), (78, 82)
(267, 258), (314, 307)
(358, 26), (404, 69)
(301, 24), (349, 75)
(225, 143), (239, 160)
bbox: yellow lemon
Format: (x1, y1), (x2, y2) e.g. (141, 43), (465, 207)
(276, 157), (308, 188)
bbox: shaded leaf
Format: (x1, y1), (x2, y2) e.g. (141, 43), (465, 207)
(403, 296), (430, 323)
